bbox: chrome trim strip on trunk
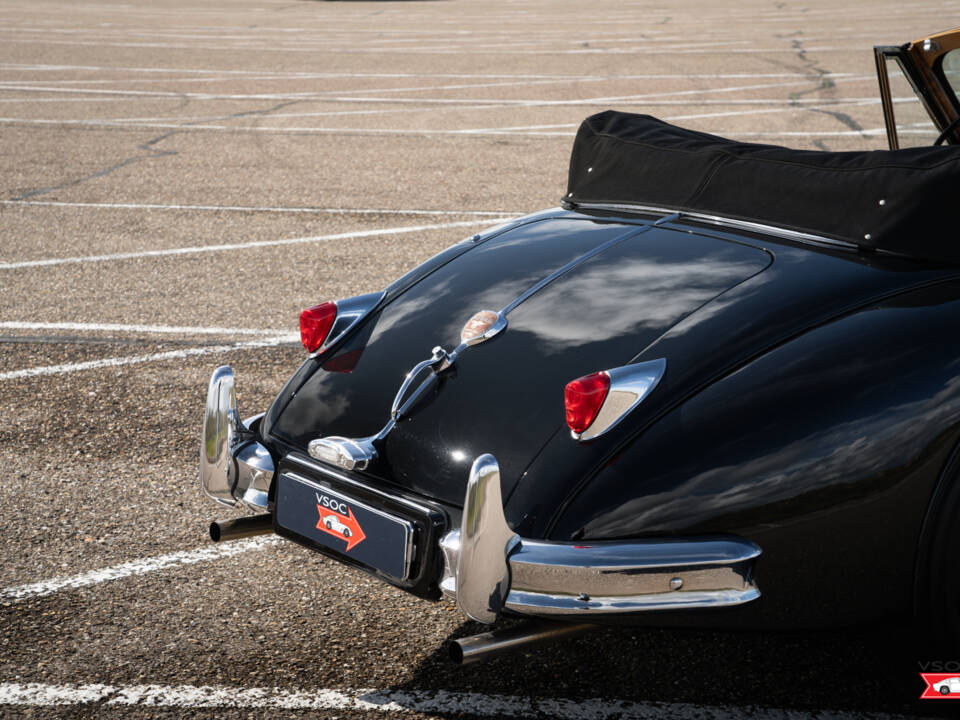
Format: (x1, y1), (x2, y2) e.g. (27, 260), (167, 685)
(569, 201), (860, 251)
(500, 223), (653, 315)
(441, 454), (761, 622)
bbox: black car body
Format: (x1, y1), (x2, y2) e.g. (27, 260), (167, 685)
(200, 27), (960, 649)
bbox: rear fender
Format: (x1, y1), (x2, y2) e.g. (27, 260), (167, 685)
(541, 281), (960, 623)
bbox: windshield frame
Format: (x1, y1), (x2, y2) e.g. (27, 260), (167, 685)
(875, 28), (960, 150)
(874, 44), (951, 149)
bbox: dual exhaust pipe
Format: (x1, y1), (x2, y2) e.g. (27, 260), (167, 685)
(209, 513), (273, 542)
(208, 513), (595, 663)
(449, 621), (595, 665)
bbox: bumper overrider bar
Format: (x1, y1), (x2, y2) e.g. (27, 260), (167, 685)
(439, 455), (761, 623)
(201, 366), (274, 513)
(201, 367), (761, 624)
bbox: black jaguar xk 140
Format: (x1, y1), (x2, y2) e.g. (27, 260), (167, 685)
(200, 27), (960, 661)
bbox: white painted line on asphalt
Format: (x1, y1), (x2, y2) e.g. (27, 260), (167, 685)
(0, 537), (280, 603)
(734, 128), (934, 138)
(0, 97), (127, 102)
(662, 99), (880, 123)
(0, 36), (875, 55)
(0, 218), (509, 271)
(447, 97), (884, 134)
(0, 199), (515, 217)
(0, 321), (290, 336)
(0, 84), (326, 100)
(0, 336), (298, 382)
(0, 682), (926, 719)
(0, 62), (866, 80)
(0, 74), (306, 87)
(0, 116), (872, 140)
(104, 93), (885, 124)
(0, 74), (866, 104)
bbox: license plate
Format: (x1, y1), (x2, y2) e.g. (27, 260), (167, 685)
(275, 472), (415, 580)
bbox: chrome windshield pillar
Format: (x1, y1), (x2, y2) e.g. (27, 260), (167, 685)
(440, 454), (761, 624)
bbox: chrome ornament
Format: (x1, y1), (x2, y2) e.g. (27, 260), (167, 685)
(460, 310), (507, 347)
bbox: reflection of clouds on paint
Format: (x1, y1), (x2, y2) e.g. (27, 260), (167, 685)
(511, 252), (767, 352)
(586, 373), (960, 536)
(369, 276), (457, 341)
(436, 274), (544, 344)
(370, 218), (636, 349)
(663, 266), (778, 339)
(371, 272), (545, 349)
(282, 388), (353, 432)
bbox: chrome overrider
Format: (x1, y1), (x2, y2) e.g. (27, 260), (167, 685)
(440, 454), (761, 623)
(201, 365), (274, 511)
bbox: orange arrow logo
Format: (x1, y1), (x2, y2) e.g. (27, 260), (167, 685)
(316, 504), (366, 551)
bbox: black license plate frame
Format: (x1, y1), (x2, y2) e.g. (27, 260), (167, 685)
(275, 471), (415, 581)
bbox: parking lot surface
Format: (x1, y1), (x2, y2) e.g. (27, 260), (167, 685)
(2, 0), (959, 717)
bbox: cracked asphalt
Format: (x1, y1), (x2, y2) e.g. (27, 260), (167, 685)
(1, 0), (958, 717)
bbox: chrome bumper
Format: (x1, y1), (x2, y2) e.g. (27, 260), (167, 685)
(200, 366), (275, 511)
(439, 454), (760, 623)
(200, 368), (759, 622)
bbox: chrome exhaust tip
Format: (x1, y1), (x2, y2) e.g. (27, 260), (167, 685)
(209, 514), (273, 542)
(449, 621), (595, 665)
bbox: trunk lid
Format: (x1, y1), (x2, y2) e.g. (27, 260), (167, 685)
(268, 216), (771, 505)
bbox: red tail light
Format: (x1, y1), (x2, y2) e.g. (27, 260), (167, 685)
(564, 371), (610, 435)
(299, 301), (337, 352)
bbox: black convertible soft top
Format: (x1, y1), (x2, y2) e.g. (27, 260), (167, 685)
(566, 111), (960, 263)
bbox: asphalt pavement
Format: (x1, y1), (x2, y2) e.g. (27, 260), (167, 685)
(2, 0), (959, 717)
